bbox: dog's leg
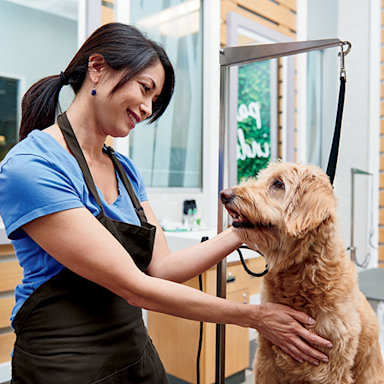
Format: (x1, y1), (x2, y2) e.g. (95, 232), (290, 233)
(253, 362), (282, 384)
(351, 339), (384, 384)
(253, 340), (285, 384)
(338, 371), (354, 384)
(351, 295), (384, 384)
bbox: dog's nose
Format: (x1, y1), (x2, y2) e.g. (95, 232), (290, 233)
(220, 189), (234, 204)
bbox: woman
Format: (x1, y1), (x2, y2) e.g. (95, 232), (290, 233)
(0, 23), (332, 383)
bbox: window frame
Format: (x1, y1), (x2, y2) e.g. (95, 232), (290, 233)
(114, 0), (220, 229)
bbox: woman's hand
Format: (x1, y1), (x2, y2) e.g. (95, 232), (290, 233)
(254, 302), (333, 365)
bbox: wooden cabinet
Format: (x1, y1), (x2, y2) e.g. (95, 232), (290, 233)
(147, 257), (265, 384)
(0, 238), (22, 383)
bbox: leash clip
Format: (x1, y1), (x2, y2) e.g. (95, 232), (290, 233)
(338, 41), (351, 81)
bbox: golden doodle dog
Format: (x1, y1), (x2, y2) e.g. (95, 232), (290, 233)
(221, 162), (384, 384)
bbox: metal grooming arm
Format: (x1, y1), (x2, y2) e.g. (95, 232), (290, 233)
(216, 38), (351, 384)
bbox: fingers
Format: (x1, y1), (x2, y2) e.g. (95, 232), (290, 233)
(278, 307), (333, 364)
(279, 344), (304, 364)
(289, 314), (332, 364)
(256, 303), (333, 366)
(291, 337), (328, 365)
(289, 308), (334, 349)
(273, 330), (326, 365)
(288, 307), (316, 325)
(277, 334), (328, 365)
(298, 327), (333, 349)
(281, 345), (320, 365)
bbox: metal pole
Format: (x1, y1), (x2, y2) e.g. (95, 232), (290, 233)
(350, 168), (356, 261)
(216, 59), (229, 384)
(215, 263), (226, 384)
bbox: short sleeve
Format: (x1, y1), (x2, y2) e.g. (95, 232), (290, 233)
(0, 154), (84, 240)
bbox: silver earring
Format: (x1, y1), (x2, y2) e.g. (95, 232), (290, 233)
(91, 88), (96, 96)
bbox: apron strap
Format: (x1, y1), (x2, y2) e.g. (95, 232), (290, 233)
(57, 112), (147, 223)
(104, 145), (148, 224)
(57, 113), (105, 214)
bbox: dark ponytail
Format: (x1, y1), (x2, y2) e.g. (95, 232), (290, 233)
(19, 75), (65, 140)
(19, 22), (175, 141)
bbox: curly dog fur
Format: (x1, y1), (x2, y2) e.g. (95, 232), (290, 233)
(221, 162), (384, 384)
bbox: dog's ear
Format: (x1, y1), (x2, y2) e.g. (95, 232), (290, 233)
(284, 174), (336, 237)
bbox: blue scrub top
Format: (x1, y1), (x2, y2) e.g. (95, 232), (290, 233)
(0, 130), (148, 325)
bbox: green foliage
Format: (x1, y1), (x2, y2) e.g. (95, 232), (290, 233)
(237, 60), (271, 182)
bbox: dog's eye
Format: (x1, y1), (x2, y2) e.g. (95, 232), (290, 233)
(271, 179), (285, 190)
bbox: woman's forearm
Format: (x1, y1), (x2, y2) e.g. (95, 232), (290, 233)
(124, 271), (254, 326)
(147, 227), (242, 282)
(118, 272), (332, 366)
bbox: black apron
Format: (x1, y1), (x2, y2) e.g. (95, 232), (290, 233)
(11, 113), (169, 384)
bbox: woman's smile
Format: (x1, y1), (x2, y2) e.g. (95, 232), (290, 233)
(127, 109), (139, 129)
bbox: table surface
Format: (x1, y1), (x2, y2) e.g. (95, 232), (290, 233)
(358, 268), (384, 301)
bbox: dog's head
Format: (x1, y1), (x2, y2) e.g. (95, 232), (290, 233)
(221, 162), (336, 269)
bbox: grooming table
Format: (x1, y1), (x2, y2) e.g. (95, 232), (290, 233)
(358, 268), (384, 303)
(358, 268), (384, 356)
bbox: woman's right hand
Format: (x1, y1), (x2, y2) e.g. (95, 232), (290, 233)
(253, 302), (333, 365)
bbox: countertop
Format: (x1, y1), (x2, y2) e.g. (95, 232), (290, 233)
(164, 228), (263, 263)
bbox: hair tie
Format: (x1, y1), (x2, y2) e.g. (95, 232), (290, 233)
(59, 71), (69, 86)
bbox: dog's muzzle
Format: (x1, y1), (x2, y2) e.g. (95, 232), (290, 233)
(220, 189), (234, 205)
(220, 189), (256, 228)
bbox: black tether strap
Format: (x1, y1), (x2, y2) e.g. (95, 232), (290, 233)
(237, 246), (268, 277)
(326, 76), (346, 185)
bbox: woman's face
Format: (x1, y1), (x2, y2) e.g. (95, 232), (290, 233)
(94, 61), (165, 138)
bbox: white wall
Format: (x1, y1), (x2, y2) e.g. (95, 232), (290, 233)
(336, 0), (380, 268)
(0, 1), (78, 93)
(298, 0), (380, 268)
